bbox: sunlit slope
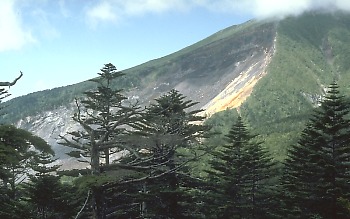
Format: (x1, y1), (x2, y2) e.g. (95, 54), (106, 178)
(235, 12), (350, 158)
(124, 20), (276, 112)
(1, 20), (277, 124)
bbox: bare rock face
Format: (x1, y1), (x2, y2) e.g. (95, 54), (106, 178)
(15, 104), (86, 169)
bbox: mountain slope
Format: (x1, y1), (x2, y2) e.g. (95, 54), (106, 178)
(2, 11), (350, 167)
(1, 20), (276, 123)
(238, 11), (350, 158)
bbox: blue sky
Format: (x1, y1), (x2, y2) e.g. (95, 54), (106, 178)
(2, 0), (350, 99)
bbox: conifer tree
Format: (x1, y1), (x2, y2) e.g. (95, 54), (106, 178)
(282, 82), (350, 218)
(128, 89), (208, 218)
(23, 152), (61, 218)
(205, 116), (277, 218)
(0, 125), (54, 219)
(26, 175), (62, 219)
(25, 153), (82, 219)
(59, 63), (142, 219)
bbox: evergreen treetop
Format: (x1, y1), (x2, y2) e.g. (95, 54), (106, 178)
(282, 82), (350, 218)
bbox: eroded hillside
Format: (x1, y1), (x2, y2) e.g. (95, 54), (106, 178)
(202, 36), (276, 116)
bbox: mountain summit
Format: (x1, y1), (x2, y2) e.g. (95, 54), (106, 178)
(2, 11), (350, 166)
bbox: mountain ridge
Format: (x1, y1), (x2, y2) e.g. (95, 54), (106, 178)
(2, 11), (350, 167)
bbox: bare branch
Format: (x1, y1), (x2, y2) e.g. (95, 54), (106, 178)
(74, 190), (91, 219)
(58, 135), (87, 150)
(0, 71), (23, 87)
(101, 151), (205, 189)
(100, 159), (170, 172)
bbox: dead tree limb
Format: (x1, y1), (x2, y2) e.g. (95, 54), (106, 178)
(0, 71), (23, 87)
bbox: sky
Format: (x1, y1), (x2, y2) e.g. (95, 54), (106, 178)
(2, 0), (350, 99)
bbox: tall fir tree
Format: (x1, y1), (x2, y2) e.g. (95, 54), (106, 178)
(205, 116), (277, 219)
(24, 152), (63, 219)
(59, 63), (142, 219)
(282, 82), (350, 218)
(0, 125), (54, 219)
(129, 89), (208, 218)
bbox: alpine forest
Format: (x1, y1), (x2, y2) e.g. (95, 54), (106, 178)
(1, 11), (350, 219)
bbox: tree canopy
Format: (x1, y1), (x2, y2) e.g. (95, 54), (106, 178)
(282, 82), (350, 218)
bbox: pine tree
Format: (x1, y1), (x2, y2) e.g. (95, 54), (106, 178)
(282, 82), (350, 218)
(0, 125), (54, 219)
(25, 167), (83, 219)
(23, 152), (62, 219)
(59, 63), (142, 218)
(205, 116), (277, 218)
(131, 89), (208, 218)
(26, 175), (62, 219)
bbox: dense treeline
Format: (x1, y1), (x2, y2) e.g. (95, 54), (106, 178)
(1, 64), (350, 218)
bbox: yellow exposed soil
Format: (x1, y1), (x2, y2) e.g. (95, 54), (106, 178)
(203, 69), (267, 116)
(201, 41), (275, 117)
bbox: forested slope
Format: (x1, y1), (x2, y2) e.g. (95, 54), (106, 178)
(237, 12), (350, 159)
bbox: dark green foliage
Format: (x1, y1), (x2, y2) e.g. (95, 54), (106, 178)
(0, 125), (53, 196)
(26, 151), (72, 218)
(281, 82), (350, 218)
(205, 116), (277, 219)
(59, 63), (143, 218)
(118, 89), (208, 218)
(22, 175), (83, 219)
(0, 124), (57, 219)
(25, 175), (74, 219)
(148, 90), (206, 217)
(239, 12), (350, 161)
(59, 63), (142, 173)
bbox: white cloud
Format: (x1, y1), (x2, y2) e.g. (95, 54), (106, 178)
(334, 0), (350, 11)
(86, 1), (119, 27)
(194, 0), (350, 19)
(85, 0), (350, 27)
(0, 0), (35, 52)
(120, 0), (189, 15)
(85, 0), (191, 27)
(252, 0), (312, 19)
(231, 0), (350, 19)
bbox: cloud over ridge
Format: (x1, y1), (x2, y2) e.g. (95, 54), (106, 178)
(86, 0), (350, 25)
(3, 0), (350, 52)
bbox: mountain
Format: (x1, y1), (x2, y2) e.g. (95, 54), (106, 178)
(2, 11), (350, 168)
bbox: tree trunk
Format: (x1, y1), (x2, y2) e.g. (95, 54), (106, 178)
(92, 187), (106, 219)
(91, 141), (103, 219)
(104, 148), (109, 165)
(91, 142), (100, 175)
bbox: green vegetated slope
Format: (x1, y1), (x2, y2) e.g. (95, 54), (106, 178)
(207, 12), (350, 160)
